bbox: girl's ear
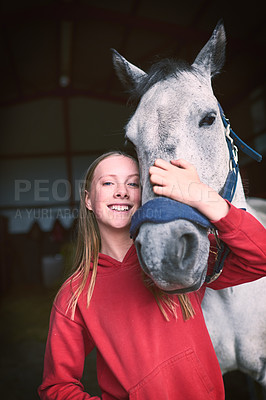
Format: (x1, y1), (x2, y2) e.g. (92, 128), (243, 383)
(85, 190), (93, 211)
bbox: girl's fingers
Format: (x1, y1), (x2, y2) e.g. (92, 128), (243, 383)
(153, 185), (167, 196)
(150, 173), (166, 186)
(170, 159), (192, 169)
(153, 158), (195, 173)
(153, 185), (160, 194)
(153, 159), (171, 170)
(149, 165), (167, 176)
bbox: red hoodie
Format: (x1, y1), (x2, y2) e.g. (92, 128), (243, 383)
(38, 204), (266, 400)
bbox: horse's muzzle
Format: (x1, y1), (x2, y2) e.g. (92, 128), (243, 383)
(134, 219), (210, 293)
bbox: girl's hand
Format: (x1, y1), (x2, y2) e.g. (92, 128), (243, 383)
(149, 159), (202, 204)
(149, 159), (229, 221)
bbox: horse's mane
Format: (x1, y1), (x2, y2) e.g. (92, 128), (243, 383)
(128, 58), (193, 106)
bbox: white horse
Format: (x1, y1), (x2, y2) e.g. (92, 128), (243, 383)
(112, 22), (266, 387)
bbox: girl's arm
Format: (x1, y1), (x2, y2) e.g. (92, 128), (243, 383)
(149, 158), (266, 285)
(38, 305), (100, 400)
(207, 202), (266, 289)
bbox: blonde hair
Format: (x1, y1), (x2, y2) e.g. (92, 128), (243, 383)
(63, 151), (194, 321)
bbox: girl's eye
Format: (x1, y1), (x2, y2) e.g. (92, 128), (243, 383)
(128, 182), (140, 188)
(103, 182), (113, 186)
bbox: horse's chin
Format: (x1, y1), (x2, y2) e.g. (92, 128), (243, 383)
(146, 270), (206, 295)
(161, 281), (202, 294)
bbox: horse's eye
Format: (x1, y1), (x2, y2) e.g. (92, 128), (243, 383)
(199, 114), (216, 127)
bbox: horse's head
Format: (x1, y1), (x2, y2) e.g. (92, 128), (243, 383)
(112, 22), (232, 293)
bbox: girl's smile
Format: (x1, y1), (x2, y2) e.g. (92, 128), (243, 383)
(108, 203), (133, 212)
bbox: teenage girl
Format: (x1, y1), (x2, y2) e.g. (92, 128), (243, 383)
(39, 151), (266, 400)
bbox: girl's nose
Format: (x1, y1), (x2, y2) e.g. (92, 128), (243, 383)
(114, 184), (129, 199)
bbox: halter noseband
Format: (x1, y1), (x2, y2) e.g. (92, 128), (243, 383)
(130, 104), (262, 284)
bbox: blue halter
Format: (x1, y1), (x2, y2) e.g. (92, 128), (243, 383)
(130, 104), (262, 283)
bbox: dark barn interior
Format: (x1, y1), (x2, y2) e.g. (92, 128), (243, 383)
(0, 0), (266, 399)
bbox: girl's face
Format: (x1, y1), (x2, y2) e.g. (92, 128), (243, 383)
(86, 155), (141, 232)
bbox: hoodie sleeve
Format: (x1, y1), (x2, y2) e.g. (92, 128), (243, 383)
(38, 304), (101, 400)
(206, 201), (266, 290)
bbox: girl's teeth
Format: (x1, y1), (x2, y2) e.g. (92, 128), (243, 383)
(110, 205), (129, 211)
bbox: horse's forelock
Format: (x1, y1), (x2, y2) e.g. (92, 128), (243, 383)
(128, 58), (193, 107)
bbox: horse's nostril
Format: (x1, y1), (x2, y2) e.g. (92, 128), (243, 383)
(167, 231), (198, 270)
(176, 234), (187, 260)
(179, 233), (197, 263)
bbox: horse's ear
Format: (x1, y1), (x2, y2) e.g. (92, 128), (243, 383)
(192, 21), (226, 78)
(111, 49), (147, 88)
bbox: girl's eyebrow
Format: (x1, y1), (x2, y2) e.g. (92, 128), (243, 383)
(99, 174), (139, 179)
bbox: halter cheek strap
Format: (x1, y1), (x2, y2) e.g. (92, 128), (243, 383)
(130, 105), (262, 284)
(205, 104), (262, 283)
(218, 103), (262, 163)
